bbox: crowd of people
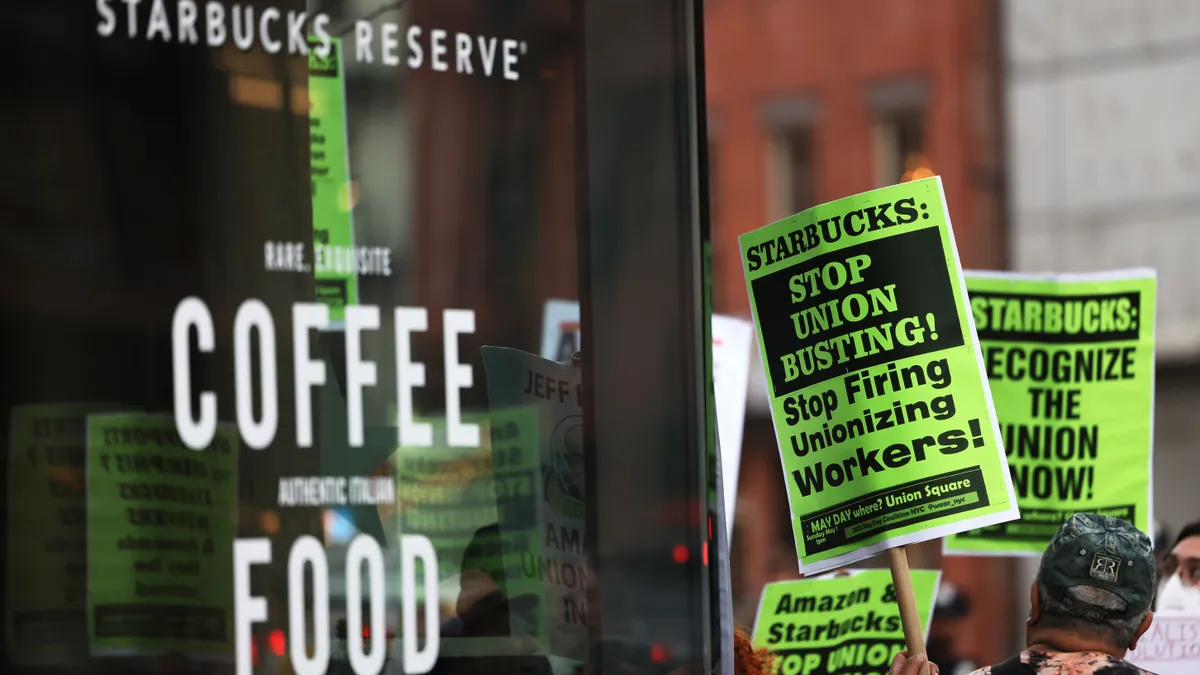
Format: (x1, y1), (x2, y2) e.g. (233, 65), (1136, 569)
(723, 514), (1200, 675)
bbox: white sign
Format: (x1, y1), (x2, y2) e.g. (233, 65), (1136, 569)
(711, 314), (754, 538)
(537, 300), (753, 537)
(1128, 614), (1200, 675)
(481, 346), (588, 662)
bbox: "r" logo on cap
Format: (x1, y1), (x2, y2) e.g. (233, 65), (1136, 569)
(1090, 553), (1121, 583)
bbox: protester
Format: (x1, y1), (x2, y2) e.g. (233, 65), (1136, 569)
(969, 513), (1158, 675)
(1156, 519), (1200, 615)
(891, 652), (940, 675)
(732, 628), (775, 675)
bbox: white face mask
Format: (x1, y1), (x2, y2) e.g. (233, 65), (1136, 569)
(1157, 573), (1200, 615)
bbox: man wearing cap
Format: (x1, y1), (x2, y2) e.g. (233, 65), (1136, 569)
(970, 513), (1159, 675)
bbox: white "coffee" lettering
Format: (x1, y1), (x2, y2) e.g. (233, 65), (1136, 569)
(170, 298), (479, 451)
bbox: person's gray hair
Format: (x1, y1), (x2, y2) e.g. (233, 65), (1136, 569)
(1036, 581), (1147, 649)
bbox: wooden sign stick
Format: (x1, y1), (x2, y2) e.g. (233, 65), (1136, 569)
(887, 546), (932, 675)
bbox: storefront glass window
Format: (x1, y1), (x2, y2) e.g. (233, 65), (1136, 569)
(1, 1), (715, 674)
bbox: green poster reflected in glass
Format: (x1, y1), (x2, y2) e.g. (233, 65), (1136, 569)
(395, 414), (500, 581)
(309, 37), (358, 324)
(85, 414), (238, 658)
(6, 403), (127, 666)
(390, 410), (548, 657)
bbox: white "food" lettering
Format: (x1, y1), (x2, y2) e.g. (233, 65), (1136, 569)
(234, 534), (439, 675)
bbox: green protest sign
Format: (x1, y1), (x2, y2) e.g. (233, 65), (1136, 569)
(945, 270), (1156, 555)
(739, 177), (1018, 573)
(86, 413), (237, 658)
(309, 36), (359, 324)
(752, 569), (940, 675)
(5, 403), (126, 665)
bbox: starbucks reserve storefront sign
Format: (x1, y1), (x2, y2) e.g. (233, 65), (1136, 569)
(95, 0), (529, 80)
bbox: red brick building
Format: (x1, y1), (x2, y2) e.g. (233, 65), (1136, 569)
(704, 0), (1014, 664)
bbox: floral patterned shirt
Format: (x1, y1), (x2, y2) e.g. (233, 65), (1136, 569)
(969, 648), (1157, 675)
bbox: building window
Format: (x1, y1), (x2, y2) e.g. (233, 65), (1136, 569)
(873, 107), (930, 186)
(769, 126), (816, 219)
(867, 79), (931, 187)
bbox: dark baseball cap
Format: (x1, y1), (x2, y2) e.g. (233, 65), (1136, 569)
(1039, 513), (1156, 623)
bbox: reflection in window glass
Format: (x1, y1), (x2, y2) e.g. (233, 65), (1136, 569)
(5, 0), (716, 672)
(0, 2), (611, 675)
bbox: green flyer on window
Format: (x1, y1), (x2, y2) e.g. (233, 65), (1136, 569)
(739, 177), (1018, 574)
(752, 569), (940, 675)
(945, 270), (1156, 556)
(486, 405), (552, 654)
(6, 403), (127, 665)
(309, 36), (358, 324)
(85, 413), (238, 658)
